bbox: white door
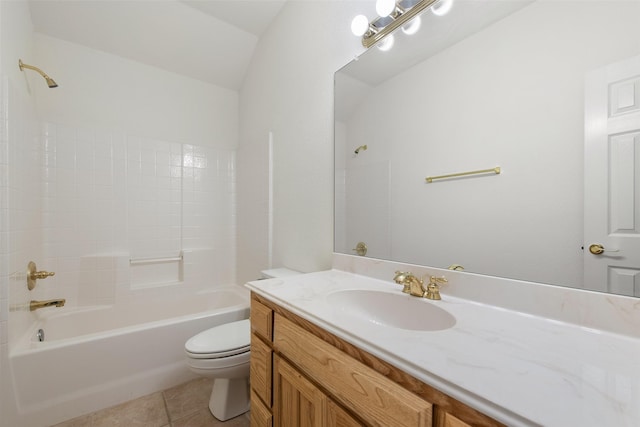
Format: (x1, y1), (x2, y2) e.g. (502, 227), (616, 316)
(584, 55), (640, 295)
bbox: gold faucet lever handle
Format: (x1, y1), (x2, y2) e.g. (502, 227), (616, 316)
(393, 271), (414, 294)
(27, 261), (55, 290)
(429, 276), (448, 285)
(32, 270), (55, 279)
(424, 276), (447, 300)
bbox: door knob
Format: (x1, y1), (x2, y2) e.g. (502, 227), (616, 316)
(27, 261), (55, 290)
(588, 244), (619, 255)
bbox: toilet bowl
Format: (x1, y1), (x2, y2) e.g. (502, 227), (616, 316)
(185, 268), (301, 420)
(185, 318), (251, 421)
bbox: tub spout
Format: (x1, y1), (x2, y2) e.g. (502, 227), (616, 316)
(30, 299), (66, 311)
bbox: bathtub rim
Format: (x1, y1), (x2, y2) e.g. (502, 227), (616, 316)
(10, 284), (250, 356)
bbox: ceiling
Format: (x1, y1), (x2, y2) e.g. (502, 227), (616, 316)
(28, 0), (288, 90)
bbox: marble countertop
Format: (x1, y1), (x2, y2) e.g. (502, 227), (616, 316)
(246, 269), (640, 427)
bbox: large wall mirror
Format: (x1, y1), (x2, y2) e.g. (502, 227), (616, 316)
(334, 0), (640, 296)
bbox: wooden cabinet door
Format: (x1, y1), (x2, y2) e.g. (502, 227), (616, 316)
(326, 399), (364, 427)
(274, 354), (326, 427)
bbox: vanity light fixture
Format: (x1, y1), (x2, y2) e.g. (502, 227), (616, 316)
(431, 0), (454, 16)
(401, 16), (422, 35)
(351, 14), (370, 37)
(376, 0), (397, 18)
(377, 34), (395, 51)
(351, 0), (452, 49)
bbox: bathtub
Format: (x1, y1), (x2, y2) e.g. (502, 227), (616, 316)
(9, 286), (249, 427)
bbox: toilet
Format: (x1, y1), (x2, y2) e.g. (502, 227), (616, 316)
(184, 268), (300, 421)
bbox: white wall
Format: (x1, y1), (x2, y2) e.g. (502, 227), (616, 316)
(33, 34), (238, 147)
(338, 1), (640, 288)
(236, 0), (365, 285)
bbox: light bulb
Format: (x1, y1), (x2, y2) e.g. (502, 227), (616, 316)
(401, 16), (421, 35)
(351, 15), (370, 37)
(431, 0), (453, 16)
(377, 34), (395, 51)
(376, 0), (396, 17)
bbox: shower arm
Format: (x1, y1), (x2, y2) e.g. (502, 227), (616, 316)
(18, 59), (58, 88)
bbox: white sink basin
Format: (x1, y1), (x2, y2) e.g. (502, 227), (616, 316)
(326, 290), (456, 331)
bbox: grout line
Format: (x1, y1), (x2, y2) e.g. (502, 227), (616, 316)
(160, 388), (172, 424)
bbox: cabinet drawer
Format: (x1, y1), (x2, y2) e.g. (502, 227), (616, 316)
(251, 390), (273, 427)
(251, 298), (273, 341)
(274, 314), (432, 427)
(250, 333), (273, 407)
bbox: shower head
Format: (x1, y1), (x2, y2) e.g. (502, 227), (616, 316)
(354, 144), (368, 154)
(18, 59), (58, 88)
(44, 76), (58, 88)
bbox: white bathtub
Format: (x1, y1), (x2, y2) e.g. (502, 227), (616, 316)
(9, 286), (249, 427)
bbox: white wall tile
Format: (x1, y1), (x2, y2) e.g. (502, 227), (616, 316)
(34, 120), (237, 303)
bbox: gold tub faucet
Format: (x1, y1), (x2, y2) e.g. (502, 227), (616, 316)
(29, 299), (65, 311)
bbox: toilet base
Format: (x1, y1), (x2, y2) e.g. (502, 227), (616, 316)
(209, 377), (251, 421)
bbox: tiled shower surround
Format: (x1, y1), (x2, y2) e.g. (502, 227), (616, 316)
(0, 65), (240, 423)
(37, 121), (237, 310)
(2, 79), (42, 350)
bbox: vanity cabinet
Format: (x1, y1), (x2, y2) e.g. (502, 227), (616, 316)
(274, 353), (366, 426)
(249, 293), (498, 427)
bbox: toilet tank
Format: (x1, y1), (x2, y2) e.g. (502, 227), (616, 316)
(260, 268), (301, 279)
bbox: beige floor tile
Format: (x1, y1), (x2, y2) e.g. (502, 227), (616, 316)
(163, 377), (213, 421)
(90, 392), (169, 427)
(231, 412), (251, 427)
(50, 413), (92, 427)
(50, 379), (247, 427)
(219, 412), (250, 427)
(172, 409), (250, 427)
(171, 408), (218, 427)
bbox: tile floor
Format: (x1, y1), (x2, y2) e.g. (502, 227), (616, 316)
(51, 378), (250, 427)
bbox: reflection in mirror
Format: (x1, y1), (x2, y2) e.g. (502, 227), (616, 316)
(335, 0), (640, 296)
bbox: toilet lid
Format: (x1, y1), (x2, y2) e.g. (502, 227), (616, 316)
(185, 319), (250, 358)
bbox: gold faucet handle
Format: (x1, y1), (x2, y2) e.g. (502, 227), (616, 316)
(352, 242), (368, 256)
(393, 271), (412, 294)
(27, 261), (56, 290)
(429, 276), (448, 285)
(425, 276), (447, 300)
(32, 270), (55, 279)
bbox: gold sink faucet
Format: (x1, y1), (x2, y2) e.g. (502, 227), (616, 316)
(393, 271), (426, 297)
(30, 299), (65, 311)
(393, 272), (447, 300)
